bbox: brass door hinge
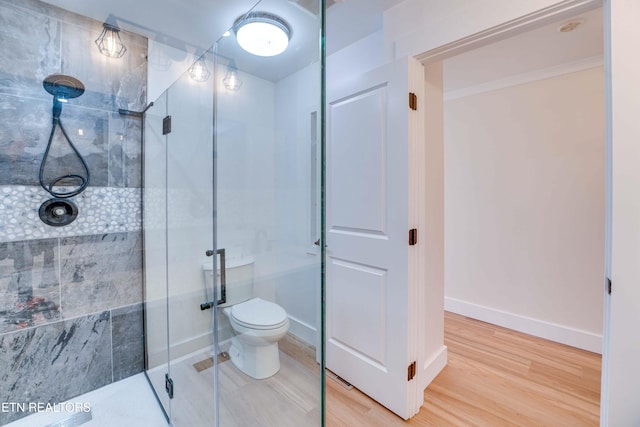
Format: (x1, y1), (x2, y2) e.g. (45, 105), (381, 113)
(409, 228), (417, 246)
(409, 92), (418, 110)
(408, 361), (417, 381)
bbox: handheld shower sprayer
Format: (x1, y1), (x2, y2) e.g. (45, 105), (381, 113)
(40, 74), (90, 199)
(38, 74), (90, 226)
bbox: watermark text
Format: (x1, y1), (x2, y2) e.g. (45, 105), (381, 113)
(1, 402), (91, 414)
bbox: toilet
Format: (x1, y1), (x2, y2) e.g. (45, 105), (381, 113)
(202, 258), (289, 379)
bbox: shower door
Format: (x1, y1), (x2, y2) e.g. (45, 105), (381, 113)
(144, 49), (217, 425)
(144, 0), (325, 424)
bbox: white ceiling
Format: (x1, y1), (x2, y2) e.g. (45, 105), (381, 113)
(40, 0), (602, 86)
(41, 0), (259, 50)
(41, 0), (402, 81)
(443, 7), (604, 94)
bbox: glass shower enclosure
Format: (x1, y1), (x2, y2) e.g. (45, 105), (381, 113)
(143, 1), (324, 425)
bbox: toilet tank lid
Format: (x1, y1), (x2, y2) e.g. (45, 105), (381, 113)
(202, 256), (254, 271)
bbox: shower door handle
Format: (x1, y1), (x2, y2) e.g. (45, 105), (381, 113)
(217, 248), (226, 305)
(201, 248), (226, 310)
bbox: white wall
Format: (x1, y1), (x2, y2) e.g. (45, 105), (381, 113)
(326, 30), (384, 90)
(216, 70), (277, 258)
(444, 68), (605, 353)
(272, 62), (322, 346)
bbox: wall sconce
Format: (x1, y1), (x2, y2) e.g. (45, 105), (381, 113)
(223, 61), (242, 91)
(188, 56), (211, 82)
(95, 23), (127, 58)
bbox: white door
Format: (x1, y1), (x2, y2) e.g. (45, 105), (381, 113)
(326, 57), (424, 419)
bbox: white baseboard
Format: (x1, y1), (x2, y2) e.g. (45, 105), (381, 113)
(287, 315), (316, 347)
(445, 297), (602, 354)
(421, 345), (448, 390)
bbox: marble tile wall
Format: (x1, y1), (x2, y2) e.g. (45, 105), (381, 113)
(0, 232), (144, 425)
(0, 238), (60, 332)
(0, 0), (146, 190)
(0, 307), (146, 425)
(0, 231), (143, 334)
(59, 232), (142, 319)
(0, 0), (147, 423)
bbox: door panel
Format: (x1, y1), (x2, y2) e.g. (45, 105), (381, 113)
(326, 58), (421, 419)
(330, 86), (387, 234)
(329, 258), (387, 366)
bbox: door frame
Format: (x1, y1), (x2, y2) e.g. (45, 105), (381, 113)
(412, 0), (613, 421)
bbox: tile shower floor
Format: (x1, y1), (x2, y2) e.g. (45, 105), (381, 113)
(5, 374), (167, 427)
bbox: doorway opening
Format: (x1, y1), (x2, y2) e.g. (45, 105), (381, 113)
(421, 3), (605, 425)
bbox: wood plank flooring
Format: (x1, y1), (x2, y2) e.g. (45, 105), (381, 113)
(148, 312), (600, 426)
(326, 311), (602, 427)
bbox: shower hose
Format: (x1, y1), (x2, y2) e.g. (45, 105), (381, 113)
(39, 99), (90, 198)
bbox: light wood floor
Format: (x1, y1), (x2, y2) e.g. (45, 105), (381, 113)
(327, 311), (602, 427)
(149, 312), (600, 426)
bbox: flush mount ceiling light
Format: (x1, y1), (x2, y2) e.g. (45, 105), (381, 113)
(234, 12), (291, 57)
(95, 23), (127, 58)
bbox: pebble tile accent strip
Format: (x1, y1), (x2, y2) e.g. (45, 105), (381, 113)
(0, 185), (141, 242)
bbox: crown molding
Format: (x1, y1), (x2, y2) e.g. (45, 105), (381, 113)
(444, 55), (603, 101)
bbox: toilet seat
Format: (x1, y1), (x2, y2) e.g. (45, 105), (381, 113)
(230, 298), (288, 330)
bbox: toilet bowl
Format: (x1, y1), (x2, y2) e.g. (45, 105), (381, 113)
(224, 297), (289, 379)
(202, 259), (289, 379)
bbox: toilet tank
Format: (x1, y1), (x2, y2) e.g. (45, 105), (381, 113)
(202, 257), (254, 307)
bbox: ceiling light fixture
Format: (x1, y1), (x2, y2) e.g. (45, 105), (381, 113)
(558, 19), (584, 33)
(223, 61), (242, 91)
(95, 23), (127, 58)
(188, 56), (211, 82)
(234, 12), (291, 57)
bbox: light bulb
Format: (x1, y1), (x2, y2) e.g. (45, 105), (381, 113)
(188, 57), (211, 82)
(223, 65), (242, 91)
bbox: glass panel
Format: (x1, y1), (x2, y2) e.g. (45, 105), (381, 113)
(143, 91), (171, 419)
(164, 49), (217, 425)
(214, 0), (324, 424)
(142, 1), (324, 424)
